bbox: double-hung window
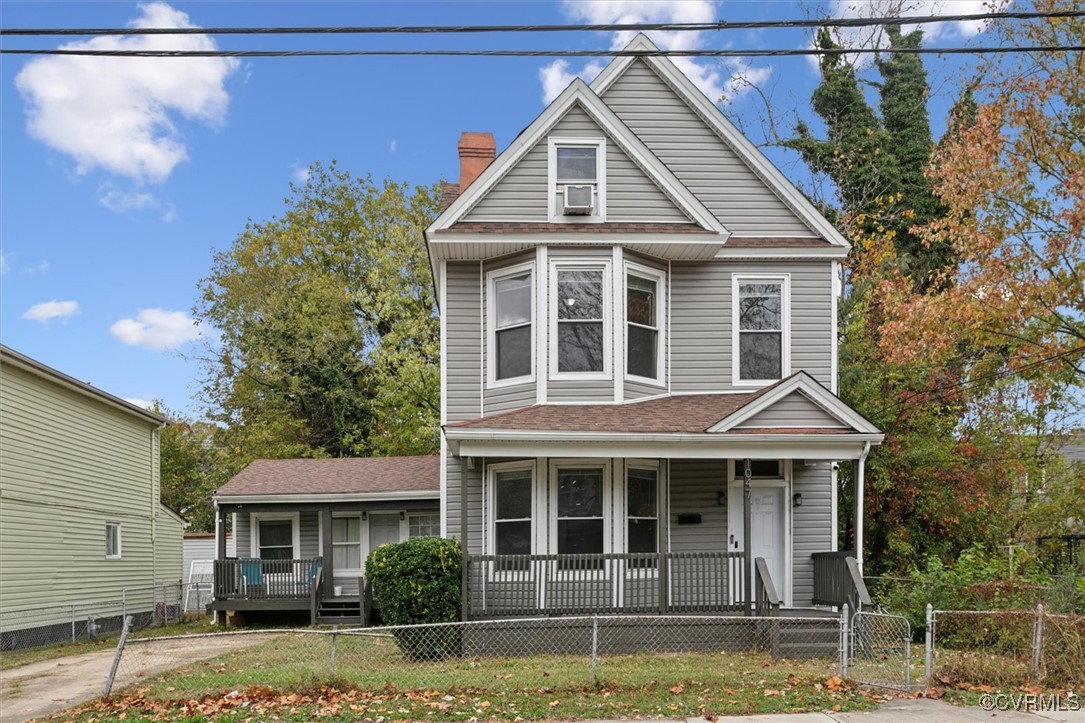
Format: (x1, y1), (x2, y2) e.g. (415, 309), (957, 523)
(489, 264), (534, 384)
(626, 267), (663, 383)
(105, 522), (121, 560)
(549, 138), (606, 220)
(555, 266), (607, 374)
(734, 275), (790, 385)
(257, 519), (294, 560)
(493, 468), (533, 556)
(332, 517), (362, 570)
(626, 468), (658, 557)
(556, 467), (605, 557)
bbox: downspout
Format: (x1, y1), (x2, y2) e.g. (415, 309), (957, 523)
(855, 441), (871, 575)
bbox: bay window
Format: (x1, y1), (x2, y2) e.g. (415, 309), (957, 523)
(488, 264), (534, 385)
(555, 267), (607, 374)
(626, 270), (662, 383)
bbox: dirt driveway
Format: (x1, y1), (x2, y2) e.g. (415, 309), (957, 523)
(0, 632), (283, 722)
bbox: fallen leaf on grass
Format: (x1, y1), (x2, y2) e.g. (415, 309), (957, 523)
(763, 689), (781, 697)
(825, 676), (844, 691)
(670, 684), (685, 694)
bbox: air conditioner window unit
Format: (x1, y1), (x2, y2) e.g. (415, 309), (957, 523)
(563, 184), (595, 215)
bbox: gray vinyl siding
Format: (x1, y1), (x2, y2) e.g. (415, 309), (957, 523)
(445, 455), (484, 553)
(464, 139), (549, 222)
(668, 460), (728, 553)
(736, 392), (847, 429)
(465, 103), (691, 224)
(0, 360), (164, 626)
(791, 463), (833, 607)
(300, 511), (320, 557)
(482, 253), (536, 415)
(446, 262), (483, 423)
(671, 260), (834, 392)
(600, 59), (817, 237)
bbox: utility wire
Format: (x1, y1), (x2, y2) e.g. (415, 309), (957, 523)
(3, 46), (1083, 58)
(1, 9), (1082, 37)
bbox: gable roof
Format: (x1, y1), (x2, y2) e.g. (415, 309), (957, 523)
(429, 78), (727, 237)
(0, 344), (167, 426)
(215, 456), (440, 499)
(590, 35), (850, 250)
(707, 372), (880, 434)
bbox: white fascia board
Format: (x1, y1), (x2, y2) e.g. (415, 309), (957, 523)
(591, 34), (851, 250)
(213, 490), (440, 506)
(714, 246), (851, 261)
(427, 78), (725, 236)
(451, 434), (883, 460)
(428, 232), (726, 245)
(707, 372), (881, 434)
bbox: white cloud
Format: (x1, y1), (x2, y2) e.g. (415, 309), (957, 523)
(0, 252), (8, 275)
(23, 299), (79, 323)
(14, 2), (239, 183)
(110, 308), (202, 350)
(99, 186), (160, 213)
(540, 0), (767, 105)
(292, 164), (311, 184)
(124, 396), (154, 409)
(389, 139), (398, 153)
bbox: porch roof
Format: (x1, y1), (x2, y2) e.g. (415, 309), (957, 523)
(215, 456), (440, 499)
(443, 372), (883, 459)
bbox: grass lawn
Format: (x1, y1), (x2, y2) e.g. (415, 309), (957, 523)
(1, 618), (218, 671)
(53, 631), (879, 721)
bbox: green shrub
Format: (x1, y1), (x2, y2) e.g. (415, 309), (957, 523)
(366, 536), (461, 659)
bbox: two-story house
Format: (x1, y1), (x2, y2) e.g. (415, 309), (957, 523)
(429, 35), (883, 618)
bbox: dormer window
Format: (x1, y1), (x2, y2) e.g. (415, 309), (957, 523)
(548, 138), (606, 221)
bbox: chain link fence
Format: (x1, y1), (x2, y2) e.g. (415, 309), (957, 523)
(1, 583), (189, 651)
(845, 610), (912, 691)
(103, 613), (847, 697)
(927, 606), (1085, 688)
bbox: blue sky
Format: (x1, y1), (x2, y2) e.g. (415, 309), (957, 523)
(0, 0), (992, 418)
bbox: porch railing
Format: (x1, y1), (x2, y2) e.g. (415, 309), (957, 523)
(213, 557), (324, 601)
(811, 551), (871, 614)
(464, 551), (744, 618)
(754, 557), (781, 617)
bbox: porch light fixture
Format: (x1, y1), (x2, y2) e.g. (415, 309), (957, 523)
(717, 492), (726, 506)
(400, 511), (406, 521)
(793, 493), (803, 508)
(361, 511), (368, 521)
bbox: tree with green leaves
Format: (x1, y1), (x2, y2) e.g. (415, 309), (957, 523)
(195, 162), (441, 468)
(156, 403), (225, 532)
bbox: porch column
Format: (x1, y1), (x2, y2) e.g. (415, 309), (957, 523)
(854, 443), (870, 574)
(460, 456), (470, 622)
(215, 504), (227, 560)
(743, 458), (753, 617)
(322, 508), (333, 599)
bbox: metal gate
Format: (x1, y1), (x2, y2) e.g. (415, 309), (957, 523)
(846, 610), (912, 690)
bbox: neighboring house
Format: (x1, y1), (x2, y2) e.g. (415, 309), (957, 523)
(0, 345), (182, 647)
(428, 34), (883, 619)
(209, 457), (440, 624)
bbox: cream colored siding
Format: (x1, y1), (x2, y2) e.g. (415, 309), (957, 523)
(465, 103), (691, 224)
(600, 59), (817, 237)
(154, 506), (185, 586)
(0, 360), (163, 625)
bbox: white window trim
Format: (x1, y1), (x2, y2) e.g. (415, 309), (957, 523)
(624, 261), (666, 388)
(486, 261), (536, 389)
(548, 458), (613, 556)
(250, 512), (301, 560)
(621, 460), (661, 579)
(547, 137), (607, 223)
(486, 460), (540, 557)
(549, 258), (613, 381)
(105, 522), (122, 560)
(731, 273), (791, 388)
(408, 513), (441, 538)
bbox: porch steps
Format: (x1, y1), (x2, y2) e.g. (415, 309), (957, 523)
(771, 619), (840, 659)
(318, 597), (364, 626)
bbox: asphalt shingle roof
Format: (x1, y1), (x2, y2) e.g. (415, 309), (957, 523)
(216, 456), (440, 497)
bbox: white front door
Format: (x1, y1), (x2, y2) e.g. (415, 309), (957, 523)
(728, 485), (788, 604)
(369, 514), (401, 549)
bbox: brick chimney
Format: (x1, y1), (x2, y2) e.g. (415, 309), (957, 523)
(458, 132), (496, 191)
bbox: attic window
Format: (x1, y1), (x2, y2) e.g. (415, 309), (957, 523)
(548, 138), (606, 221)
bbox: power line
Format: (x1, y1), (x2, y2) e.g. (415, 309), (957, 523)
(3, 45), (1083, 59)
(1, 10), (1082, 37)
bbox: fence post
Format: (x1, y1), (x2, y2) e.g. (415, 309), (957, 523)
(71, 604), (76, 643)
(1031, 604), (1044, 680)
(330, 625), (339, 677)
(840, 602), (849, 679)
(103, 615), (132, 697)
(924, 604), (933, 681)
(121, 589), (127, 622)
(590, 615), (599, 687)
